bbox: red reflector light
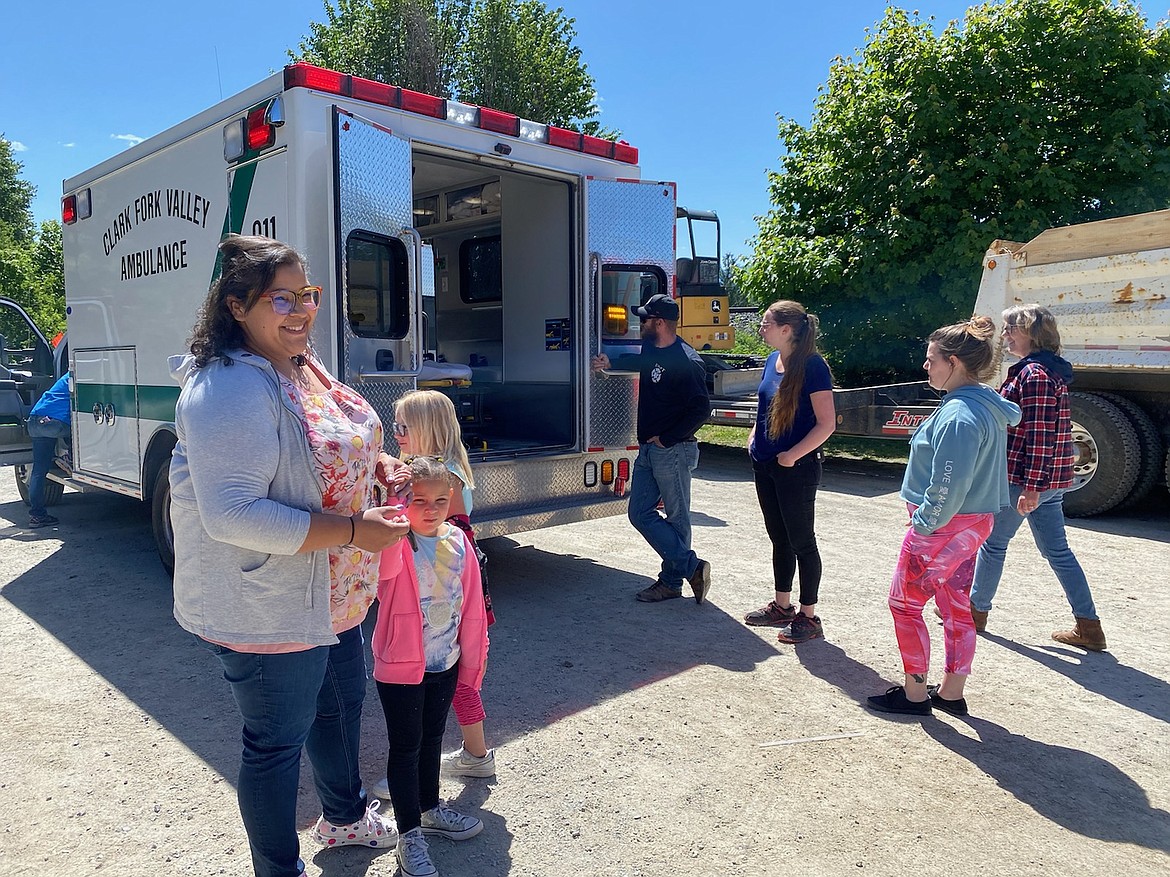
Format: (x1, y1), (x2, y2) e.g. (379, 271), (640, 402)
(61, 195), (77, 225)
(246, 105), (276, 151)
(613, 142), (639, 164)
(400, 88), (446, 118)
(284, 63), (348, 95)
(478, 107), (520, 136)
(350, 75), (400, 107)
(582, 135), (614, 158)
(617, 458), (630, 481)
(547, 126), (583, 150)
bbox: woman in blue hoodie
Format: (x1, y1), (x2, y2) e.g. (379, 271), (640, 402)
(867, 316), (1021, 717)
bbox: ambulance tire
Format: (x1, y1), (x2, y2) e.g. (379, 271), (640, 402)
(1094, 393), (1163, 510)
(151, 465), (175, 576)
(13, 463), (64, 507)
(1064, 392), (1141, 517)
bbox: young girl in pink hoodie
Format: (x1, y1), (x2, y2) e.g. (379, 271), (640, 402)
(372, 456), (489, 877)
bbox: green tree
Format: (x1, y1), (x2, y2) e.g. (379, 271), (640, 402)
(0, 138), (65, 337)
(741, 0), (1170, 385)
(293, 0), (612, 134)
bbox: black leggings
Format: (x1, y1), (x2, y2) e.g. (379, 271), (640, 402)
(752, 453), (823, 607)
(375, 664), (459, 834)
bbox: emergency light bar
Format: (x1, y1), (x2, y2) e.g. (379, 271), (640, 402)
(283, 62), (637, 164)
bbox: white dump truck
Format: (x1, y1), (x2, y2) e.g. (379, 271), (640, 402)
(973, 209), (1170, 516)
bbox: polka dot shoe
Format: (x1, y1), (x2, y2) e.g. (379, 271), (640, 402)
(313, 798), (397, 848)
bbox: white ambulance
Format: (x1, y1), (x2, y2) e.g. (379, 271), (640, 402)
(12, 62), (683, 570)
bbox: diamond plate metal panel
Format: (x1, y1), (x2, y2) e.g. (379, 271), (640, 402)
(585, 180), (676, 449)
(334, 110), (418, 382)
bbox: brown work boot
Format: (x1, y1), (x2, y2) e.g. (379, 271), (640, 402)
(1052, 617), (1107, 652)
(932, 602), (988, 632)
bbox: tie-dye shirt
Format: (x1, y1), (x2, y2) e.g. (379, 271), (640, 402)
(280, 363), (383, 632)
(412, 523), (466, 672)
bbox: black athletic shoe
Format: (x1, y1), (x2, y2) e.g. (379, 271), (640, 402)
(866, 685), (932, 716)
(927, 684), (969, 716)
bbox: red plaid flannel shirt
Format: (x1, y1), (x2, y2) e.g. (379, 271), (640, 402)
(1000, 360), (1073, 491)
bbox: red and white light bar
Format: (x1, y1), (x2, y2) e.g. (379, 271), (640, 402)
(284, 62), (638, 164)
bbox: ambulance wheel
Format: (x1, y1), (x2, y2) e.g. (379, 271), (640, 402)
(1064, 392), (1141, 517)
(151, 465), (175, 576)
(13, 464), (64, 507)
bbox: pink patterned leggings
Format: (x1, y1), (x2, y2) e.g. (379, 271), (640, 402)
(452, 681), (486, 726)
(888, 506), (994, 677)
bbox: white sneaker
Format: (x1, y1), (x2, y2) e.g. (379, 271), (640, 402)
(396, 827), (437, 877)
(313, 798), (397, 848)
(440, 746), (496, 778)
(370, 775), (391, 800)
(420, 801), (483, 841)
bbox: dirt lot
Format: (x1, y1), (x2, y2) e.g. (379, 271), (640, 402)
(1, 447), (1168, 877)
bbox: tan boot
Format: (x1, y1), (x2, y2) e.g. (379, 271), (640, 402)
(1052, 617), (1106, 651)
(970, 607), (989, 633)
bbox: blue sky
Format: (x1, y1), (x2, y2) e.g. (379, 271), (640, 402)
(0, 0), (1056, 258)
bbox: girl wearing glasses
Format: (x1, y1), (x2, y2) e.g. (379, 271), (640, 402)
(169, 235), (409, 877)
(744, 300), (836, 644)
(372, 389), (498, 796)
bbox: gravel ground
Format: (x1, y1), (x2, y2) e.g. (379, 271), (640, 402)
(1, 447), (1167, 877)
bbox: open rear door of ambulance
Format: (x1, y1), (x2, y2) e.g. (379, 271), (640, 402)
(584, 178), (677, 452)
(332, 107), (423, 426)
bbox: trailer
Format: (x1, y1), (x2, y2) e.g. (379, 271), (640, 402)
(1, 62), (687, 569)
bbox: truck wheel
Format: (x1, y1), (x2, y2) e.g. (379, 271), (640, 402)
(151, 465), (175, 576)
(1095, 393), (1164, 509)
(1064, 392), (1141, 517)
(13, 464), (65, 507)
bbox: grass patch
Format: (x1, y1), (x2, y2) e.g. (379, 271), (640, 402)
(697, 424), (909, 465)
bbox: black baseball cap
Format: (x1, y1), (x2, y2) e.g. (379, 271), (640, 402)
(631, 293), (679, 321)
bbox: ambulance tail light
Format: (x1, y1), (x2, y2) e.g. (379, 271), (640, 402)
(583, 461), (598, 488)
(61, 195), (77, 225)
(603, 304), (628, 335)
(76, 187), (92, 220)
(400, 88), (446, 118)
(617, 458), (631, 482)
(600, 460), (615, 485)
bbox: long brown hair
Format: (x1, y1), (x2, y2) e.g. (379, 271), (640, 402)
(929, 315), (999, 381)
(765, 300), (829, 439)
(188, 235), (308, 368)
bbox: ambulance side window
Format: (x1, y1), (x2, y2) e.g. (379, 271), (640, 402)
(346, 232), (410, 339)
(600, 265), (666, 337)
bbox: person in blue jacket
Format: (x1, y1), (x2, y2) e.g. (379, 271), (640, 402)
(25, 370), (71, 528)
(867, 316), (1021, 717)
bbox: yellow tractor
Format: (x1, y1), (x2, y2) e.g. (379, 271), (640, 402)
(675, 207), (734, 351)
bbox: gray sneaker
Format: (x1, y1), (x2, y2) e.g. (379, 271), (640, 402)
(420, 801), (483, 841)
(441, 746), (496, 778)
(635, 581), (682, 602)
(396, 827), (437, 877)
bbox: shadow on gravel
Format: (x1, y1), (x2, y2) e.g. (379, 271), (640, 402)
(793, 639), (893, 707)
(925, 716), (1170, 853)
(982, 634), (1170, 725)
(475, 536), (779, 742)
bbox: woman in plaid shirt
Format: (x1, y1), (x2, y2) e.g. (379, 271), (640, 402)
(968, 304), (1106, 651)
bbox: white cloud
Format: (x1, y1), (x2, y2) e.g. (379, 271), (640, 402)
(62, 142), (76, 148)
(7, 140), (28, 152)
(111, 133), (146, 146)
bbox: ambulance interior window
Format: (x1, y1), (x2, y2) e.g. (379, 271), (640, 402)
(346, 232), (410, 339)
(459, 235), (502, 303)
(601, 265), (666, 336)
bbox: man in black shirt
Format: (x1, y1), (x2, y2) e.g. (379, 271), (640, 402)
(591, 294), (713, 604)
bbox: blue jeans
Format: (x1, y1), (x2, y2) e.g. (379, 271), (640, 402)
(970, 485), (1098, 619)
(628, 440), (700, 590)
(28, 436), (56, 518)
(205, 625), (369, 877)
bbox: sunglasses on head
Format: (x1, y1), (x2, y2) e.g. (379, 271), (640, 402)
(259, 286), (322, 315)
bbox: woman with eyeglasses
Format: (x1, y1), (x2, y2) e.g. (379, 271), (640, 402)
(743, 300), (836, 644)
(168, 235), (410, 877)
(968, 304), (1107, 651)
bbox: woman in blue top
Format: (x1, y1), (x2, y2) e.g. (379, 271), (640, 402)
(744, 301), (836, 644)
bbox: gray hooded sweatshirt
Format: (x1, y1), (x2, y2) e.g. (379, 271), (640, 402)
(168, 350), (336, 646)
